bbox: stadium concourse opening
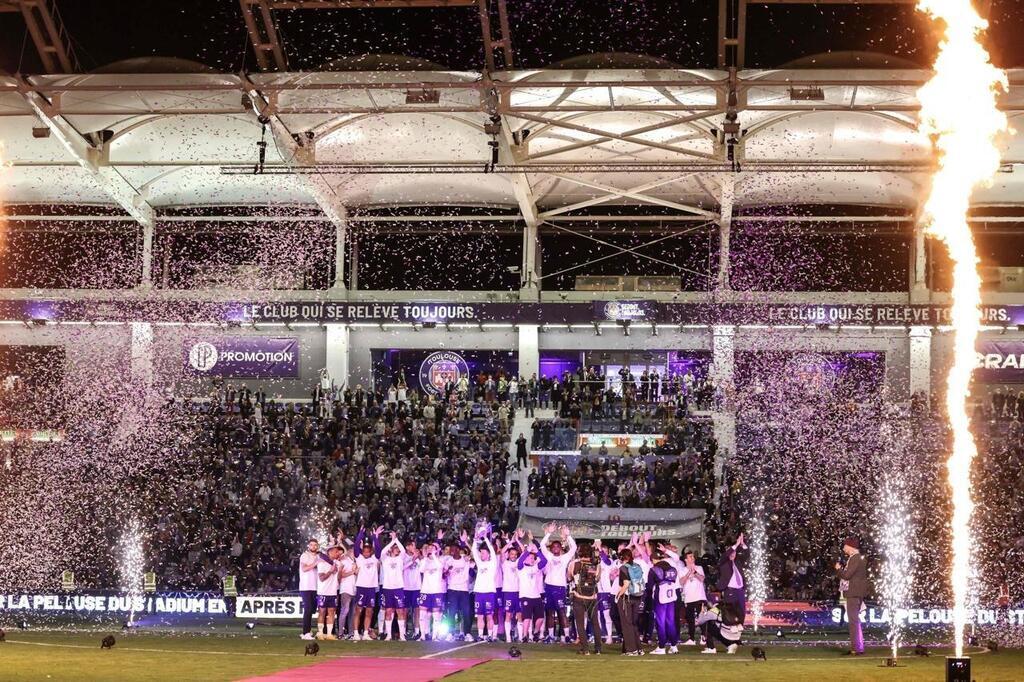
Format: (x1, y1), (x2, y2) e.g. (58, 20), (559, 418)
(2, 1), (1024, 681)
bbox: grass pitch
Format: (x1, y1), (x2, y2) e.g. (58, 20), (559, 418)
(1, 626), (1021, 681)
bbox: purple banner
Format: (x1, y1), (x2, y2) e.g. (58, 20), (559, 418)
(7, 298), (1024, 327)
(183, 337), (299, 378)
(976, 340), (1024, 381)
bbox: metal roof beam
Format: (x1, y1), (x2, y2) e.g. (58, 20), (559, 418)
(20, 90), (155, 229)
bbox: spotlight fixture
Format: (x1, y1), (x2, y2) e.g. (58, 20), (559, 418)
(32, 126), (51, 138)
(566, 324), (573, 333)
(651, 324), (658, 337)
(405, 88), (440, 104)
(815, 322), (829, 331)
(18, 620), (28, 630)
(593, 323), (602, 336)
(412, 322), (422, 332)
(508, 645), (522, 659)
(121, 620), (131, 631)
(789, 86), (825, 101)
(1017, 324), (1024, 332)
(775, 629), (786, 639)
(422, 321), (437, 329)
(245, 621), (257, 631)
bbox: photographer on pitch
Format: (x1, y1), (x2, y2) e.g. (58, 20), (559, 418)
(568, 542), (603, 655)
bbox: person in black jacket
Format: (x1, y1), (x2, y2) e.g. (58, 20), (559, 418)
(717, 533), (748, 622)
(515, 433), (528, 470)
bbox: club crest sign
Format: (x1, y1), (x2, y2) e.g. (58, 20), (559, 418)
(419, 351), (469, 395)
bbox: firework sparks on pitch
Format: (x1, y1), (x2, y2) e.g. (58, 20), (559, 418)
(120, 519), (146, 625)
(748, 499), (769, 632)
(916, 0), (1009, 658)
(877, 457), (914, 656)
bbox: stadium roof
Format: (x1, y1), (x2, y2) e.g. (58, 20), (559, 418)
(3, 66), (1023, 224)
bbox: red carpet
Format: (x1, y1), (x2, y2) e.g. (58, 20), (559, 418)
(239, 656), (490, 682)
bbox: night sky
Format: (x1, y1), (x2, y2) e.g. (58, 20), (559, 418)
(1, 0), (1022, 74)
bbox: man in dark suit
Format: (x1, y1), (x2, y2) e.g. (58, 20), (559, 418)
(717, 533), (748, 622)
(835, 536), (869, 656)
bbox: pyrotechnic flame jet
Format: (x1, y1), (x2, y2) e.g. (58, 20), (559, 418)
(915, 0), (1009, 659)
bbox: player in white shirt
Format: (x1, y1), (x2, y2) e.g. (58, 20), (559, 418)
(680, 549), (708, 646)
(352, 526), (383, 640)
(417, 534), (448, 641)
(595, 538), (621, 645)
(315, 545), (343, 640)
(499, 530), (525, 642)
(516, 537), (548, 642)
(471, 529), (499, 641)
(445, 533), (473, 641)
(298, 538), (320, 640)
(540, 523), (577, 642)
(402, 540), (422, 639)
(379, 532), (408, 640)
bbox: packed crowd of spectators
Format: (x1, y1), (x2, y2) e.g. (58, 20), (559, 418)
(541, 368), (717, 430)
(150, 380), (518, 592)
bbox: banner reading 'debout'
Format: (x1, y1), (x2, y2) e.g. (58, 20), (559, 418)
(183, 337), (299, 378)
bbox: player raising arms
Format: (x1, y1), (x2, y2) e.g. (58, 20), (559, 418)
(379, 532), (408, 641)
(403, 539), (422, 640)
(516, 532), (548, 643)
(540, 522), (577, 643)
(499, 529), (525, 642)
(446, 531), (473, 641)
(471, 524), (499, 641)
(352, 526), (383, 640)
(417, 530), (448, 641)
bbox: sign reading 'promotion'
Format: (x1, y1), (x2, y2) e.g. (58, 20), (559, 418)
(184, 337), (299, 378)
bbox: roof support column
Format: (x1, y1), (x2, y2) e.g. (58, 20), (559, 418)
(717, 176), (735, 291)
(141, 223), (154, 288)
(711, 325), (736, 503)
(910, 222), (928, 302)
(909, 326), (932, 407)
(332, 213), (348, 292)
(521, 220), (540, 299)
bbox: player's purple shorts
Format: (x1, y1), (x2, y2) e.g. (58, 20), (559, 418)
(519, 596), (544, 621)
(598, 593), (614, 611)
(355, 586), (377, 609)
(503, 591), (520, 614)
(404, 589), (420, 607)
(418, 592), (445, 611)
(474, 592), (497, 615)
(544, 584), (567, 610)
(317, 594), (338, 609)
(382, 588), (406, 609)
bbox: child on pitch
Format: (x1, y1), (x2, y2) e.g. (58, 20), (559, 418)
(417, 530), (448, 641)
(471, 524), (499, 641)
(540, 522), (576, 642)
(352, 526), (383, 640)
(516, 533), (548, 642)
(379, 532), (408, 640)
(499, 530), (525, 642)
(403, 539), (422, 639)
(315, 544), (343, 640)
